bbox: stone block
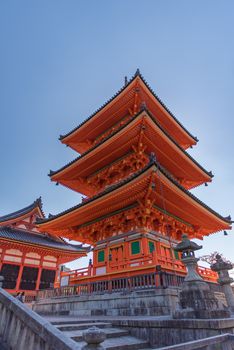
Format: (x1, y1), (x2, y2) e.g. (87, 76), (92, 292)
(33, 288), (179, 318)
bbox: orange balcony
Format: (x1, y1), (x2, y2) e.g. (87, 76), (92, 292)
(58, 253), (217, 288)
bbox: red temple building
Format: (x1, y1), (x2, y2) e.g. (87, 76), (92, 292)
(36, 70), (232, 286)
(0, 197), (87, 295)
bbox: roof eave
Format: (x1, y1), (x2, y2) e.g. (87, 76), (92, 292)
(49, 108), (212, 183)
(37, 162), (231, 230)
(59, 70), (197, 146)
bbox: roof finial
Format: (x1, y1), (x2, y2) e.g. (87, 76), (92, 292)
(124, 76), (128, 86)
(135, 68), (140, 76)
(34, 196), (42, 208)
(209, 171), (214, 177)
(224, 215), (232, 221)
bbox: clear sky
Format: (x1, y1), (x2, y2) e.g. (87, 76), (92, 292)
(0, 0), (234, 269)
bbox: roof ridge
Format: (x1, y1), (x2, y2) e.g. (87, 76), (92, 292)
(59, 71), (137, 141)
(59, 70), (197, 143)
(0, 197), (44, 223)
(0, 225), (88, 252)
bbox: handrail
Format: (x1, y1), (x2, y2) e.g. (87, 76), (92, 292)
(37, 271), (185, 300)
(0, 288), (78, 349)
(59, 255), (217, 285)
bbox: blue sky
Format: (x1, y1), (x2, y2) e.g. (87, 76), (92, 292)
(0, 1), (234, 268)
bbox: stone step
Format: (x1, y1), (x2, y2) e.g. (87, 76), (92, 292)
(56, 322), (113, 331)
(63, 327), (129, 341)
(51, 318), (98, 325)
(75, 335), (149, 350)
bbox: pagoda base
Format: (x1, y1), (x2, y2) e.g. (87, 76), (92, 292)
(33, 288), (179, 317)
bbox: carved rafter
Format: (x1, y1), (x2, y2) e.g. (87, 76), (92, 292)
(85, 141), (149, 194)
(71, 202), (195, 243)
(93, 114), (133, 147)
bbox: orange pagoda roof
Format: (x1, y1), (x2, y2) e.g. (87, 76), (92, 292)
(50, 110), (212, 195)
(37, 162), (231, 243)
(59, 70), (198, 152)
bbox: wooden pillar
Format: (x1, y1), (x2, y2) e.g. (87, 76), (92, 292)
(15, 252), (26, 291)
(141, 235), (148, 265)
(53, 262), (60, 288)
(106, 244), (110, 274)
(0, 247), (6, 271)
(124, 239), (129, 269)
(35, 255), (43, 291)
(154, 241), (161, 266)
(93, 249), (97, 275)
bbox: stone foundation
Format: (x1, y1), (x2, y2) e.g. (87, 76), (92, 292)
(33, 288), (179, 317)
(111, 317), (234, 348)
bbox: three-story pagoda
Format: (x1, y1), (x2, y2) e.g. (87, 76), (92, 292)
(37, 70), (232, 282)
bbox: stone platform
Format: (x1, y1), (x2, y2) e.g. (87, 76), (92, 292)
(33, 288), (179, 317)
(32, 286), (234, 348)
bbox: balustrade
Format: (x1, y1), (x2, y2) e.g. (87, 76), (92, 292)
(37, 271), (184, 300)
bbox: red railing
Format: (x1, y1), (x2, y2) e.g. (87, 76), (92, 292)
(197, 265), (218, 282)
(59, 254), (217, 286)
(37, 271), (184, 300)
(37, 270), (220, 301)
(61, 266), (91, 280)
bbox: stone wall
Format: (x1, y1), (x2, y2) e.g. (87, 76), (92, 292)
(33, 288), (179, 317)
(34, 287), (227, 318)
(0, 288), (79, 350)
(111, 318), (234, 348)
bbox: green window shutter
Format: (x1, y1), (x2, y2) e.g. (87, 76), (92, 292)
(148, 241), (155, 253)
(174, 249), (179, 260)
(98, 250), (105, 262)
(131, 241), (140, 255)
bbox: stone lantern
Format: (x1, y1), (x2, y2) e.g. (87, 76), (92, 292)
(211, 254), (234, 313)
(174, 234), (204, 286)
(173, 234), (230, 319)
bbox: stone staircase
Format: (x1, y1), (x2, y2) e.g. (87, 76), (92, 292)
(51, 318), (151, 350)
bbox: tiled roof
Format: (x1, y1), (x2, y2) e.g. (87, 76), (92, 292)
(38, 160), (232, 226)
(50, 108), (212, 178)
(0, 226), (88, 253)
(0, 197), (44, 223)
(59, 69), (197, 142)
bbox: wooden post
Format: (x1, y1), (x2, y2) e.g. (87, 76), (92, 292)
(142, 235), (148, 254)
(15, 252), (25, 291)
(35, 256), (43, 291)
(0, 247), (6, 271)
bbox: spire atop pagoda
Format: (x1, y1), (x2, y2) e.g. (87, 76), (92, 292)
(135, 68), (141, 76)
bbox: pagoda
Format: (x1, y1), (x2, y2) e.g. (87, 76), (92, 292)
(0, 197), (87, 294)
(37, 70), (232, 283)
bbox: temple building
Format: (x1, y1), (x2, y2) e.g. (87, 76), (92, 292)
(36, 70), (232, 285)
(0, 197), (87, 294)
